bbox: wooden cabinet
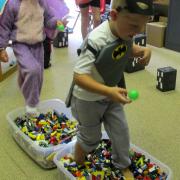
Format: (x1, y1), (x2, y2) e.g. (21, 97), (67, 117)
(0, 47), (17, 82)
(165, 0), (180, 52)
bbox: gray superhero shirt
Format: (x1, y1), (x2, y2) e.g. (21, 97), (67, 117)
(65, 38), (132, 107)
(93, 38), (132, 86)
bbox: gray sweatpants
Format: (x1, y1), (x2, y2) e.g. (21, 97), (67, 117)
(71, 95), (131, 169)
(13, 42), (44, 107)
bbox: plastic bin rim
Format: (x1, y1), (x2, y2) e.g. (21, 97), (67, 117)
(7, 98), (65, 114)
(53, 138), (173, 180)
(6, 98), (72, 151)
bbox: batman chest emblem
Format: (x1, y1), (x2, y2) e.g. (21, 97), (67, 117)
(112, 44), (127, 61)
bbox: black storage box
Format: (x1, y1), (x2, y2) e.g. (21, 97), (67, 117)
(53, 28), (68, 48)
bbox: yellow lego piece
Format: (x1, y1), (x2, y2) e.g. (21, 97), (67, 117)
(28, 132), (36, 140)
(46, 152), (56, 161)
(92, 171), (105, 180)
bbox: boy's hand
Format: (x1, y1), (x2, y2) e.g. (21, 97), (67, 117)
(57, 15), (69, 28)
(74, 73), (131, 105)
(132, 45), (151, 66)
(0, 49), (8, 62)
(138, 47), (151, 66)
(57, 20), (63, 26)
(108, 87), (132, 104)
(62, 15), (70, 27)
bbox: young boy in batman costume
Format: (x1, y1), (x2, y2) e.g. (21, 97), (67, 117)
(66, 0), (153, 178)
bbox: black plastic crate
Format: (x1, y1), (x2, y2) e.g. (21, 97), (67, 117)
(156, 66), (177, 92)
(53, 29), (68, 48)
(125, 57), (145, 73)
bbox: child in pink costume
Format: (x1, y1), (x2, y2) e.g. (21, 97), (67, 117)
(0, 0), (68, 113)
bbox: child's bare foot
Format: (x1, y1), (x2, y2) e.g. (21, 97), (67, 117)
(74, 142), (86, 165)
(122, 168), (134, 180)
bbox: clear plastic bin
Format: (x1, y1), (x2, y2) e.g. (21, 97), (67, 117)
(53, 132), (172, 180)
(7, 99), (76, 169)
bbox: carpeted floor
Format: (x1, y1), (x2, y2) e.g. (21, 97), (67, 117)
(0, 15), (180, 180)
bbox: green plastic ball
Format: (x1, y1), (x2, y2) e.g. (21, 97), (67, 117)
(57, 24), (64, 31)
(128, 89), (139, 100)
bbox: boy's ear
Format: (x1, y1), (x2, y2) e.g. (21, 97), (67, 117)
(110, 9), (118, 20)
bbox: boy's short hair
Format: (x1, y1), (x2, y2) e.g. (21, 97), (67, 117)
(111, 0), (154, 15)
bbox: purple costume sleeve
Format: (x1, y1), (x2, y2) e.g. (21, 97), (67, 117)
(40, 0), (69, 29)
(39, 0), (57, 29)
(47, 0), (69, 19)
(42, 0), (69, 39)
(0, 0), (17, 48)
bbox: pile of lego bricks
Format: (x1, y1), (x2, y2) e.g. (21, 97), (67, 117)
(14, 111), (77, 147)
(58, 139), (168, 180)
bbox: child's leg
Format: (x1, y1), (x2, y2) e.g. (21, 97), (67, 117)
(74, 142), (87, 165)
(90, 0), (101, 28)
(43, 37), (51, 69)
(103, 101), (134, 179)
(13, 43), (44, 108)
(91, 6), (101, 28)
(79, 6), (90, 39)
(71, 96), (106, 165)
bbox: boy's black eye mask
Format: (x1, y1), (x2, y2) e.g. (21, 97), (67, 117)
(116, 0), (154, 15)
